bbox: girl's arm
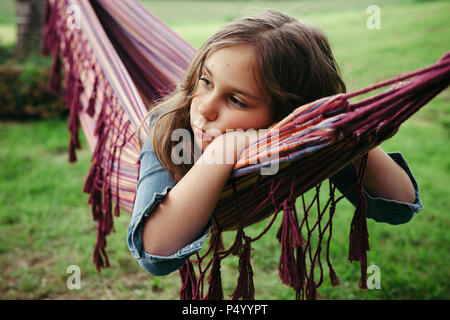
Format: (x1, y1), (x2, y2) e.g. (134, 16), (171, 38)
(142, 131), (257, 256)
(352, 146), (416, 203)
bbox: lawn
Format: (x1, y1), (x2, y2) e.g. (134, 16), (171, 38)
(0, 0), (449, 300)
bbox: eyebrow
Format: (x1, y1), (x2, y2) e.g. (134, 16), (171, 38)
(203, 64), (264, 101)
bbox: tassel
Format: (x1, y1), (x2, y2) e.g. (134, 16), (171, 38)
(102, 187), (113, 235)
(64, 66), (75, 110)
(49, 54), (62, 93)
(359, 261), (368, 290)
(205, 232), (224, 300)
(328, 265), (341, 287)
(83, 163), (97, 195)
(114, 198), (121, 217)
(93, 245), (103, 273)
(88, 167), (103, 221)
(67, 79), (83, 162)
(231, 236), (254, 300)
(205, 256), (223, 300)
(93, 224), (110, 272)
(305, 276), (318, 300)
(95, 98), (107, 136)
(326, 181), (341, 287)
(230, 227), (244, 256)
(296, 245), (307, 295)
(113, 121), (131, 218)
(82, 93), (110, 272)
(86, 161), (109, 273)
(179, 261), (198, 300)
(86, 77), (98, 117)
(348, 153), (370, 289)
(278, 200), (302, 289)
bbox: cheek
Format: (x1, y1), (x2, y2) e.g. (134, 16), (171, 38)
(248, 109), (273, 130)
(260, 106), (274, 128)
(190, 92), (202, 113)
(264, 109), (274, 126)
(223, 115), (252, 131)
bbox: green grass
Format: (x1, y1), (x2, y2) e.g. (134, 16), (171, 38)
(0, 0), (449, 300)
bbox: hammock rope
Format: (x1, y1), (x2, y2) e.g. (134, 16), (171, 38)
(42, 0), (450, 299)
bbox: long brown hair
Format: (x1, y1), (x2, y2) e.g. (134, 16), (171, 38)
(141, 9), (346, 183)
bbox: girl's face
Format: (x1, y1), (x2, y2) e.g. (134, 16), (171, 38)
(190, 44), (272, 151)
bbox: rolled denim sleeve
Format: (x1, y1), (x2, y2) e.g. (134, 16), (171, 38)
(330, 152), (423, 225)
(127, 124), (210, 276)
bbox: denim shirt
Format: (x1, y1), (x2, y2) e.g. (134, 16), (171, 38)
(127, 135), (207, 275)
(127, 117), (423, 276)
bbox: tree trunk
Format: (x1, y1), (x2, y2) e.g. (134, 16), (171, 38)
(16, 0), (45, 56)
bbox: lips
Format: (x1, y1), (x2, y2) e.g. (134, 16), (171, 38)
(193, 125), (214, 141)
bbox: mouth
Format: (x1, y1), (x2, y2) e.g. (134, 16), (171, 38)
(193, 124), (214, 142)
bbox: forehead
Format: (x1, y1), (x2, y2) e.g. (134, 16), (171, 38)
(205, 44), (254, 70)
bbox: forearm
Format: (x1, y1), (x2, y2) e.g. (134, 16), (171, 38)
(142, 135), (237, 256)
(352, 146), (416, 203)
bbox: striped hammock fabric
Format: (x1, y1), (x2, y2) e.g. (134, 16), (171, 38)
(42, 0), (450, 299)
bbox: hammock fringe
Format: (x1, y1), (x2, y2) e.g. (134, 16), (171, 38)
(179, 260), (198, 300)
(42, 0), (133, 272)
(230, 235), (255, 300)
(348, 154), (370, 289)
(205, 254), (224, 300)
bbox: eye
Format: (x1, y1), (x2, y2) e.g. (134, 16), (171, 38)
(229, 95), (247, 108)
(200, 77), (212, 88)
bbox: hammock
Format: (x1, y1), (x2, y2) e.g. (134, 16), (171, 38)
(42, 0), (450, 300)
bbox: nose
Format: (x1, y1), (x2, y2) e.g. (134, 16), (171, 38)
(198, 94), (219, 121)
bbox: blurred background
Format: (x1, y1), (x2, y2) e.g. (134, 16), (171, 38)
(0, 0), (449, 299)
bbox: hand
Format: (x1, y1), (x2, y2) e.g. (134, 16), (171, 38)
(203, 128), (269, 165)
(225, 128), (269, 159)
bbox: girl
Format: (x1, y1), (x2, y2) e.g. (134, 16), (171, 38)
(127, 10), (422, 276)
